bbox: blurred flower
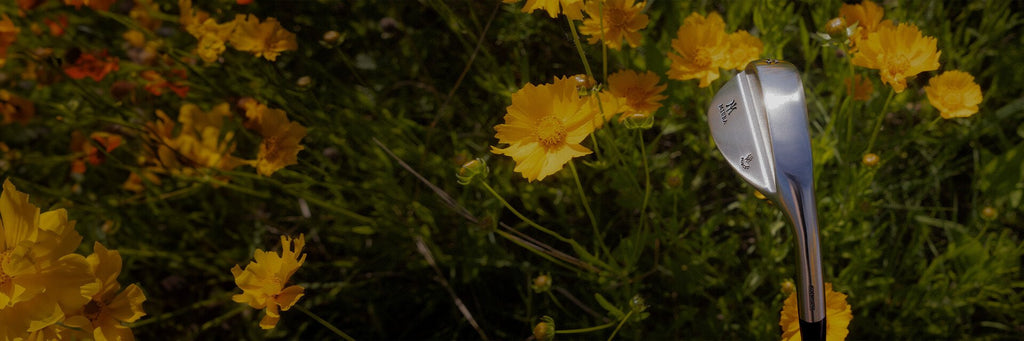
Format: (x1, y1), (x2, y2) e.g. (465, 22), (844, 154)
(0, 14), (19, 68)
(44, 15), (68, 37)
(839, 0), (887, 48)
(145, 103), (244, 174)
(59, 243), (147, 341)
(668, 12), (761, 87)
(64, 51), (120, 82)
(191, 18), (237, 63)
(723, 30), (763, 70)
(70, 131), (124, 175)
(123, 30), (147, 49)
(491, 76), (597, 182)
(531, 273), (551, 293)
(64, 0), (117, 11)
(607, 69), (666, 120)
(130, 0), (163, 31)
(861, 152), (880, 167)
(0, 90), (35, 125)
(232, 234), (307, 329)
(851, 23), (940, 93)
(0, 179), (98, 340)
(246, 104), (307, 176)
(925, 70), (982, 119)
(122, 169), (161, 192)
(238, 0), (253, 5)
(579, 0), (649, 50)
(141, 69), (189, 98)
(844, 74), (873, 101)
(18, 0), (41, 11)
(229, 14), (297, 62)
(178, 0), (210, 29)
(779, 283), (852, 341)
(981, 207), (997, 220)
(508, 0), (584, 20)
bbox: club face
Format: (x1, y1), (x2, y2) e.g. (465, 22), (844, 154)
(706, 61), (778, 200)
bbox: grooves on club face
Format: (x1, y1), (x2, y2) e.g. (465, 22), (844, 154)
(706, 59), (827, 327)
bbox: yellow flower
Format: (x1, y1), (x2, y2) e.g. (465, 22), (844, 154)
(232, 234), (307, 329)
(844, 74), (874, 101)
(146, 103), (243, 174)
(245, 104), (308, 176)
(0, 179), (97, 340)
(510, 0), (585, 20)
(578, 0), (649, 50)
(723, 30), (763, 70)
(0, 14), (18, 68)
(229, 14), (298, 61)
(851, 23), (940, 93)
(925, 70), (982, 119)
(666, 12), (732, 87)
(779, 283), (852, 341)
(607, 69), (666, 120)
(839, 0), (887, 47)
(193, 18), (237, 63)
(0, 90), (35, 125)
(491, 76), (598, 182)
(60, 242), (147, 341)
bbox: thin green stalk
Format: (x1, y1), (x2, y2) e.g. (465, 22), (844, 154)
(864, 89), (895, 154)
(294, 304), (356, 341)
(480, 182), (573, 243)
(567, 18), (595, 79)
(632, 130), (652, 264)
(606, 310), (634, 341)
(556, 320), (618, 334)
(568, 161), (603, 253)
(495, 230), (577, 272)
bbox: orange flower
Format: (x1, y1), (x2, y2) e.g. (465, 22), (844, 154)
(925, 70), (983, 119)
(667, 12), (761, 87)
(44, 15), (68, 37)
(141, 69), (189, 98)
(18, 0), (41, 11)
(70, 131), (123, 174)
(844, 74), (873, 101)
(578, 0), (649, 50)
(850, 23), (940, 93)
(0, 14), (18, 68)
(64, 51), (120, 82)
(839, 0), (887, 48)
(606, 69), (666, 120)
(0, 90), (34, 125)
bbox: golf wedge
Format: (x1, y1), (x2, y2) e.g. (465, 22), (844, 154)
(706, 59), (826, 340)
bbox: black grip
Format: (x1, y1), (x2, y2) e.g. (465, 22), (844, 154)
(799, 318), (827, 341)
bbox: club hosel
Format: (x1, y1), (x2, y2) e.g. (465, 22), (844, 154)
(775, 173), (826, 326)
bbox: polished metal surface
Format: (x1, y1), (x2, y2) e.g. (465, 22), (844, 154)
(706, 60), (826, 326)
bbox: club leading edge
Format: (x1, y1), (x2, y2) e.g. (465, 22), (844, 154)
(706, 59), (827, 340)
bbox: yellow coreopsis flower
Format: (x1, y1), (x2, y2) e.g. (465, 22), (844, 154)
(491, 76), (598, 182)
(578, 0), (649, 50)
(839, 0), (887, 47)
(509, 0), (584, 20)
(246, 104), (308, 176)
(666, 12), (733, 87)
(0, 179), (97, 340)
(723, 30), (764, 70)
(779, 283), (853, 341)
(925, 70), (982, 119)
(0, 14), (19, 68)
(59, 242), (147, 341)
(851, 23), (940, 93)
(232, 234), (307, 329)
(193, 18), (237, 63)
(229, 14), (298, 62)
(606, 69), (666, 120)
(146, 103), (243, 174)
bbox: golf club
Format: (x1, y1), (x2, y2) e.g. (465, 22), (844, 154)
(706, 59), (826, 340)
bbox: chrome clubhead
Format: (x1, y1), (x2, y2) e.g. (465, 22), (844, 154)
(707, 59), (826, 340)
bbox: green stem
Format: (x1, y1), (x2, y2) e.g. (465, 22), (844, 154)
(480, 182), (574, 243)
(568, 161), (602, 252)
(567, 17), (594, 79)
(556, 320), (618, 334)
(633, 130), (652, 263)
(864, 89), (895, 154)
(494, 230), (576, 271)
(606, 310), (635, 341)
(294, 304), (356, 341)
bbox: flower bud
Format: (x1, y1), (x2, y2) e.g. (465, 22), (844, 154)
(781, 279), (795, 295)
(862, 153), (880, 167)
(629, 294), (648, 313)
(531, 273), (552, 293)
(296, 76), (312, 88)
(824, 17), (848, 37)
(457, 158), (488, 185)
(981, 207), (997, 220)
(533, 316), (555, 341)
(322, 30), (342, 44)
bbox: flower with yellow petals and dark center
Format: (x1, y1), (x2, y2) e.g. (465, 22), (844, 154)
(579, 0), (649, 50)
(535, 116), (568, 148)
(851, 23), (940, 93)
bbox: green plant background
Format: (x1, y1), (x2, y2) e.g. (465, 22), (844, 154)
(1, 0), (1022, 339)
